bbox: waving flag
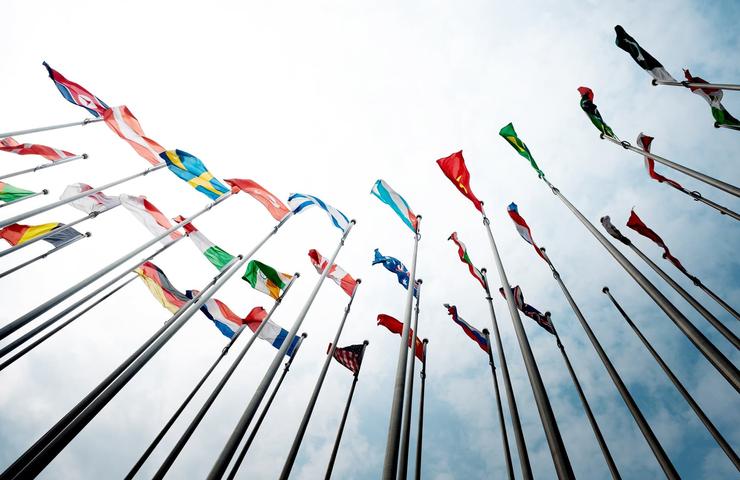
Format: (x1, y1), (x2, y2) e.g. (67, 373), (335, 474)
(242, 306), (300, 356)
(499, 123), (545, 178)
(135, 262), (189, 314)
(436, 151), (483, 212)
(120, 194), (181, 244)
(372, 248), (417, 297)
(578, 87), (616, 138)
(0, 182), (36, 203)
(288, 193), (350, 232)
(499, 286), (555, 335)
(103, 106), (165, 166)
(43, 62), (109, 117)
(160, 149), (229, 200)
(600, 216), (631, 246)
(444, 304), (488, 352)
(60, 183), (120, 214)
(683, 69), (740, 127)
(0, 137), (75, 161)
(172, 216), (235, 270)
(308, 249), (357, 296)
(636, 134), (684, 190)
(370, 179), (418, 232)
(448, 232), (485, 288)
(243, 260), (293, 299)
(186, 291), (243, 338)
(225, 179), (290, 221)
(626, 209), (693, 277)
(614, 26), (676, 82)
(377, 314), (424, 361)
(329, 343), (365, 375)
(0, 222), (81, 247)
(507, 203), (546, 261)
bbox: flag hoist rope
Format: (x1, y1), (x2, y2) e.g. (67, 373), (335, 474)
(398, 280), (423, 480)
(0, 117), (104, 139)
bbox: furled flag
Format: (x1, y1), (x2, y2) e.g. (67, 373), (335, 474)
(160, 149), (230, 200)
(372, 248), (417, 297)
(120, 194), (182, 244)
(447, 232), (485, 288)
(225, 178), (290, 221)
(636, 134), (684, 190)
(499, 286), (556, 335)
(377, 314), (424, 361)
(60, 183), (121, 214)
(329, 343), (365, 375)
(135, 261), (190, 314)
(172, 215), (235, 270)
(600, 216), (631, 246)
(436, 151), (483, 212)
(0, 222), (82, 247)
(0, 137), (75, 161)
(626, 209), (694, 278)
(103, 106), (165, 166)
(308, 249), (357, 296)
(683, 69), (740, 127)
(43, 62), (109, 117)
(0, 182), (36, 203)
(499, 123), (545, 179)
(578, 87), (616, 138)
(188, 292), (244, 339)
(243, 260), (293, 299)
(444, 304), (488, 352)
(241, 305), (300, 356)
(288, 193), (351, 232)
(614, 25), (677, 82)
(507, 203), (546, 261)
(370, 179), (418, 232)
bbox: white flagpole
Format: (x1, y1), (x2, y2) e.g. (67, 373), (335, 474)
(0, 189), (48, 209)
(0, 232), (90, 279)
(0, 117), (103, 138)
(0, 155), (88, 182)
(398, 280), (422, 480)
(651, 79), (740, 91)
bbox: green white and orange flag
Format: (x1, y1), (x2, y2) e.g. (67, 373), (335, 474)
(173, 215), (235, 270)
(499, 123), (545, 178)
(448, 232), (485, 288)
(0, 181), (36, 203)
(243, 260), (293, 299)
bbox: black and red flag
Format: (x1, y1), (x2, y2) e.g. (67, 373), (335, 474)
(329, 343), (366, 376)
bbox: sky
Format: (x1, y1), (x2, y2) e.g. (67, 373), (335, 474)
(1, 0), (739, 479)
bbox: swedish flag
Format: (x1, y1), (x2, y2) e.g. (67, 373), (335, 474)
(160, 149), (229, 200)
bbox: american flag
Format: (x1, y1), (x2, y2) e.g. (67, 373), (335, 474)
(329, 343), (365, 375)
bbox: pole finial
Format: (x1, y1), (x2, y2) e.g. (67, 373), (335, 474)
(42, 189), (49, 195)
(481, 267), (487, 274)
(350, 219), (357, 225)
(84, 232), (92, 237)
(363, 339), (369, 345)
(602, 287), (609, 294)
(301, 332), (308, 338)
(416, 278), (423, 284)
(540, 246), (546, 253)
(482, 328), (490, 335)
(294, 272), (301, 278)
(355, 278), (362, 284)
(422, 338), (429, 344)
(82, 153), (89, 159)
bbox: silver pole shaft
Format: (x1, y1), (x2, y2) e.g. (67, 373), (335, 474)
(0, 117), (103, 138)
(652, 79), (740, 91)
(0, 189), (48, 209)
(677, 189), (740, 220)
(482, 329), (515, 480)
(694, 282), (740, 322)
(716, 123), (740, 131)
(0, 232), (89, 279)
(414, 339), (428, 480)
(0, 155), (87, 182)
(398, 280), (423, 480)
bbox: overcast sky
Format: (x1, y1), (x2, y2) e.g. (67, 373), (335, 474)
(1, 1), (739, 479)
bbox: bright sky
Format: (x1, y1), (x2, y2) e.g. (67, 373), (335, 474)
(1, 1), (739, 479)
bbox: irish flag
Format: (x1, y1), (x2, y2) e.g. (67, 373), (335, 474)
(173, 216), (235, 270)
(243, 260), (293, 299)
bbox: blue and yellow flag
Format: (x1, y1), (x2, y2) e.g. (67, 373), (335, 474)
(160, 149), (229, 200)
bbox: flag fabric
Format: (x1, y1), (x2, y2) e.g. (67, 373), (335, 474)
(0, 182), (36, 203)
(135, 261), (190, 314)
(43, 61), (109, 117)
(308, 249), (357, 296)
(242, 306), (300, 356)
(0, 222), (81, 247)
(499, 123), (545, 179)
(377, 314), (424, 361)
(287, 193), (350, 232)
(60, 183), (121, 214)
(225, 179), (290, 221)
(444, 304), (488, 352)
(372, 248), (417, 297)
(507, 203), (546, 261)
(329, 343), (365, 375)
(436, 151), (483, 212)
(499, 286), (556, 335)
(447, 232), (485, 288)
(103, 106), (165, 166)
(243, 260), (293, 299)
(0, 137), (75, 161)
(120, 194), (182, 244)
(186, 290), (243, 338)
(636, 134), (684, 190)
(600, 216), (631, 246)
(160, 149), (229, 200)
(578, 87), (616, 138)
(172, 216), (235, 270)
(684, 69), (740, 127)
(626, 209), (693, 277)
(370, 179), (418, 232)
(614, 26), (677, 82)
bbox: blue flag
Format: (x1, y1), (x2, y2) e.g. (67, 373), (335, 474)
(372, 248), (418, 297)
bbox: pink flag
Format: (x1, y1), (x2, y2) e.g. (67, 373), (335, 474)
(225, 178), (290, 221)
(103, 106), (165, 166)
(0, 137), (75, 161)
(120, 194), (181, 244)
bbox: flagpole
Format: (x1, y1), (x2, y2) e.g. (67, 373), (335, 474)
(226, 333), (309, 480)
(0, 117), (103, 138)
(481, 329), (515, 480)
(398, 279), (422, 480)
(668, 187), (740, 221)
(480, 204), (574, 479)
(694, 281), (740, 322)
(716, 123), (740, 131)
(651, 79), (740, 91)
(325, 340), (370, 480)
(0, 155), (87, 182)
(279, 279), (362, 479)
(414, 338), (428, 480)
(603, 287), (740, 470)
(600, 134), (740, 198)
(0, 232), (90, 279)
(0, 189), (48, 209)
(540, 178), (740, 392)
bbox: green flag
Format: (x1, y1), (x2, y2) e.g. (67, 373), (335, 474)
(0, 181), (36, 203)
(577, 87), (616, 138)
(243, 260), (293, 299)
(499, 123), (545, 178)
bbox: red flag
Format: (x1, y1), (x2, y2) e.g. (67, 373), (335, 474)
(377, 314), (424, 361)
(225, 178), (290, 221)
(626, 209), (692, 277)
(103, 106), (165, 166)
(436, 151), (483, 212)
(0, 137), (75, 161)
(636, 134), (683, 190)
(308, 249), (357, 296)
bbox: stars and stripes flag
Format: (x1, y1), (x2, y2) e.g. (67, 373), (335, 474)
(636, 134), (684, 190)
(120, 194), (182, 244)
(0, 222), (82, 247)
(499, 285), (556, 335)
(172, 216), (235, 271)
(683, 69), (740, 127)
(377, 314), (424, 362)
(578, 87), (616, 139)
(243, 260), (293, 300)
(0, 137), (75, 161)
(308, 249), (357, 296)
(507, 203), (546, 261)
(135, 262), (190, 314)
(329, 343), (365, 375)
(444, 304), (488, 352)
(43, 61), (109, 117)
(370, 179), (418, 233)
(103, 106), (165, 166)
(225, 178), (291, 221)
(60, 183), (121, 214)
(626, 209), (694, 278)
(161, 149), (230, 200)
(436, 151), (483, 212)
(372, 248), (417, 297)
(0, 182), (36, 203)
(447, 232), (485, 288)
(614, 25), (677, 82)
(288, 193), (351, 232)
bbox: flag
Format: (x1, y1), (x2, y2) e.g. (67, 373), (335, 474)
(186, 291), (243, 338)
(60, 183), (121, 214)
(499, 286), (556, 335)
(636, 134), (684, 190)
(287, 193), (350, 232)
(135, 261), (189, 314)
(242, 305), (300, 356)
(120, 194), (182, 244)
(578, 87), (616, 138)
(372, 248), (417, 297)
(684, 69), (740, 127)
(436, 151), (483, 212)
(0, 222), (81, 247)
(329, 343), (365, 375)
(160, 149), (229, 200)
(308, 249), (357, 296)
(225, 179), (290, 221)
(370, 179), (418, 232)
(377, 314), (424, 361)
(507, 203), (546, 261)
(447, 232), (485, 288)
(172, 216), (235, 270)
(0, 182), (36, 203)
(42, 61), (109, 117)
(0, 137), (75, 161)
(103, 106), (165, 166)
(444, 304), (488, 352)
(626, 209), (693, 277)
(243, 260), (293, 299)
(599, 216), (631, 246)
(614, 26), (677, 82)
(499, 123), (545, 179)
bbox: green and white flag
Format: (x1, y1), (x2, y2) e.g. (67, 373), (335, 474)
(577, 87), (617, 138)
(684, 69), (740, 127)
(174, 216), (235, 270)
(499, 122), (545, 178)
(243, 260), (293, 299)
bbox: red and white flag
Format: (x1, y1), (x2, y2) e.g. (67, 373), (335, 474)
(308, 248), (356, 296)
(120, 194), (181, 244)
(225, 178), (290, 221)
(507, 202), (546, 261)
(103, 106), (165, 166)
(636, 133), (683, 190)
(0, 137), (75, 161)
(60, 183), (120, 214)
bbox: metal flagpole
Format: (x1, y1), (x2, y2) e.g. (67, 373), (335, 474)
(600, 134), (740, 198)
(694, 281), (740, 322)
(0, 117), (103, 138)
(603, 288), (740, 470)
(226, 333), (309, 480)
(0, 189), (48, 209)
(414, 338), (428, 480)
(325, 340), (370, 480)
(382, 216), (421, 480)
(482, 329), (515, 480)
(480, 203), (574, 479)
(0, 155), (88, 182)
(540, 178), (740, 392)
(651, 79), (740, 91)
(0, 232), (90, 279)
(207, 221), (356, 480)
(716, 123), (740, 131)
(538, 247), (678, 478)
(668, 187), (740, 221)
(279, 279), (362, 479)
(398, 279), (422, 480)
(480, 268), (531, 479)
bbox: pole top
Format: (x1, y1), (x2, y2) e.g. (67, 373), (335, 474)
(540, 246), (546, 253)
(416, 214), (423, 220)
(482, 328), (490, 335)
(300, 332), (308, 338)
(416, 278), (423, 284)
(602, 287), (609, 294)
(350, 219), (357, 225)
(82, 153), (89, 159)
(363, 339), (369, 345)
(422, 338), (429, 344)
(481, 267), (487, 274)
(442, 303), (450, 309)
(42, 189), (49, 195)
(294, 272), (301, 278)
(545, 311), (551, 317)
(355, 278), (362, 284)
(84, 232), (92, 237)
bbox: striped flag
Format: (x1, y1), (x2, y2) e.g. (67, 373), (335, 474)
(103, 106), (165, 166)
(190, 294), (244, 338)
(329, 343), (365, 375)
(683, 69), (740, 127)
(499, 286), (555, 335)
(448, 232), (485, 288)
(172, 216), (235, 270)
(43, 61), (109, 117)
(377, 314), (424, 361)
(288, 193), (350, 232)
(308, 249), (357, 296)
(161, 150), (230, 200)
(626, 209), (693, 278)
(60, 183), (121, 214)
(0, 222), (81, 247)
(436, 151), (483, 212)
(372, 248), (417, 297)
(0, 182), (36, 203)
(578, 87), (616, 138)
(120, 194), (182, 244)
(0, 137), (75, 161)
(242, 260), (293, 299)
(370, 179), (418, 232)
(614, 26), (677, 82)
(507, 203), (546, 261)
(241, 305), (300, 356)
(135, 262), (190, 314)
(225, 178), (290, 221)
(444, 304), (488, 352)
(636, 134), (684, 190)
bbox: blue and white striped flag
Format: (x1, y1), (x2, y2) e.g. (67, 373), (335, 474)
(287, 193), (351, 232)
(371, 179), (418, 233)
